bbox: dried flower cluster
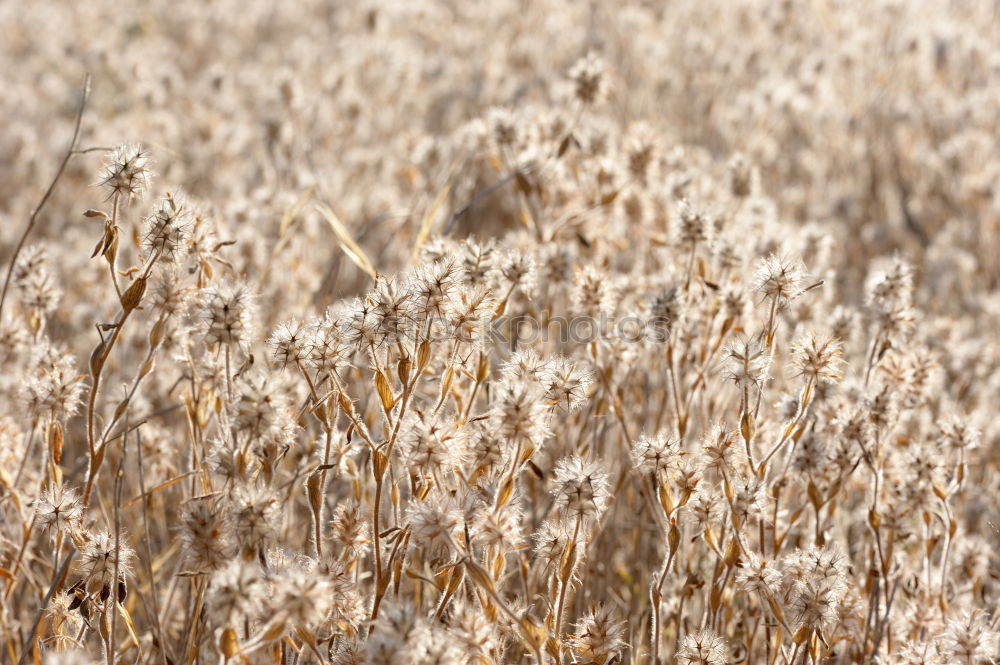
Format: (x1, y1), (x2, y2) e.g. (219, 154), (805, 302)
(2, 3), (999, 665)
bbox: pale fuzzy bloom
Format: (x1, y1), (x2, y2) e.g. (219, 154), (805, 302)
(687, 488), (725, 534)
(448, 600), (497, 665)
(77, 530), (135, 586)
(230, 375), (298, 449)
(328, 565), (367, 633)
(399, 410), (467, 473)
(330, 500), (371, 559)
(369, 275), (412, 346)
(551, 455), (612, 523)
(672, 453), (704, 500)
(500, 348), (551, 383)
(782, 546), (849, 631)
(544, 356), (594, 411)
(571, 265), (618, 318)
(675, 200), (711, 247)
(787, 579), (843, 631)
(447, 285), (494, 346)
(143, 192), (192, 262)
(866, 257), (916, 342)
(489, 377), (551, 450)
(632, 432), (680, 475)
(0, 315), (26, 361)
(568, 52), (608, 106)
(533, 518), (577, 570)
(676, 629), (727, 665)
(951, 534), (991, 582)
(408, 259), (459, 320)
(17, 267), (62, 314)
(12, 244), (48, 287)
(538, 241), (576, 285)
(784, 545), (848, 590)
(206, 558), (266, 627)
(268, 561), (334, 630)
(724, 333), (771, 389)
(829, 305), (860, 345)
(754, 254), (805, 304)
(149, 267), (191, 316)
(462, 419), (506, 472)
(367, 601), (419, 664)
(338, 297), (380, 350)
(938, 610), (997, 664)
(570, 604), (628, 665)
(866, 256), (914, 311)
(647, 284), (686, 341)
(306, 312), (353, 375)
(267, 318), (309, 369)
(624, 122), (656, 182)
(488, 107), (519, 149)
(937, 416), (980, 452)
(41, 648), (94, 665)
(178, 496), (232, 572)
(43, 591), (83, 650)
(473, 498), (523, 552)
(406, 496), (462, 551)
(459, 239), (497, 286)
(230, 484), (281, 556)
(420, 236), (459, 266)
(496, 249), (537, 296)
(196, 280), (256, 348)
(791, 330), (845, 383)
(864, 385), (899, 434)
(701, 424), (742, 474)
(897, 599), (946, 644)
(98, 143), (152, 202)
(33, 484), (82, 535)
(892, 642), (945, 665)
(899, 442), (948, 507)
(22, 354), (84, 420)
(729, 472), (769, 522)
(407, 621), (464, 665)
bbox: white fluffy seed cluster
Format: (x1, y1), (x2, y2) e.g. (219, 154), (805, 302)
(3, 4), (1000, 665)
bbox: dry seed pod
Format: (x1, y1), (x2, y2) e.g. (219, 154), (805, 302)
(120, 276), (147, 312)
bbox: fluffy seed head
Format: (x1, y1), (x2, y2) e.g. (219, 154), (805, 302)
(552, 455), (612, 523)
(99, 144), (152, 203)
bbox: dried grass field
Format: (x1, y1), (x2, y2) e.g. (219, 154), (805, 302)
(1, 1), (1000, 664)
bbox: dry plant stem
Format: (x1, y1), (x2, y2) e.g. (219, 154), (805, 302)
(764, 295), (779, 349)
(84, 308), (132, 505)
(650, 525), (678, 665)
(369, 365), (419, 628)
(97, 324), (165, 449)
(134, 428), (169, 665)
(107, 445), (127, 665)
(84, 251), (161, 506)
(3, 514), (38, 603)
(757, 378), (814, 475)
(15, 550), (76, 665)
(0, 74), (90, 321)
(666, 342), (685, 438)
(179, 577), (207, 665)
(108, 195), (123, 298)
(552, 517), (582, 664)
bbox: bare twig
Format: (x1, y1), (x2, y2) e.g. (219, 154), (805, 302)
(0, 73), (91, 321)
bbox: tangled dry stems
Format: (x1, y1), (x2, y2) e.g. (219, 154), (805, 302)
(1, 3), (999, 665)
